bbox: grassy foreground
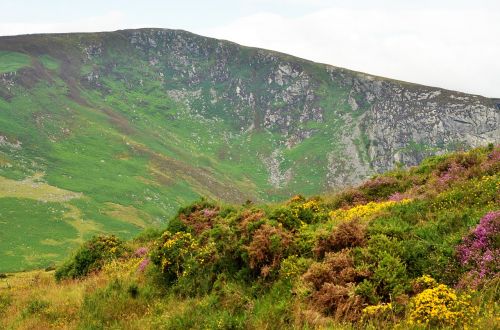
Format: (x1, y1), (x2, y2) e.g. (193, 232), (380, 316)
(0, 145), (499, 329)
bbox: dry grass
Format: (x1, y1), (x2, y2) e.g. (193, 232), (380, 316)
(0, 270), (102, 329)
(0, 174), (82, 202)
(104, 202), (153, 229)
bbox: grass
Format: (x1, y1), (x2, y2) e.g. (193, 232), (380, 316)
(0, 51), (31, 73)
(0, 198), (77, 272)
(38, 55), (60, 71)
(0, 174), (81, 202)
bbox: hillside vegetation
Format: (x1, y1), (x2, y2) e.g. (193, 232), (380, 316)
(1, 29), (499, 272)
(1, 145), (498, 329)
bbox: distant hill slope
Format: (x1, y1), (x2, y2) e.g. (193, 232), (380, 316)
(0, 28), (498, 271)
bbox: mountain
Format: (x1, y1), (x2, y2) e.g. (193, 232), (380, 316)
(0, 28), (498, 271)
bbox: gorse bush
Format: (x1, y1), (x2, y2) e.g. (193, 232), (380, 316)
(151, 231), (199, 279)
(55, 235), (127, 280)
(150, 230), (219, 294)
(361, 302), (393, 322)
(314, 219), (366, 258)
(247, 224), (292, 277)
(409, 276), (477, 327)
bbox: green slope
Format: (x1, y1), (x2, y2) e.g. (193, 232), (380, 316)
(0, 29), (497, 271)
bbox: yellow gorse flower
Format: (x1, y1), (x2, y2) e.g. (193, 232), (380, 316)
(362, 302), (393, 319)
(409, 277), (477, 327)
(329, 199), (410, 222)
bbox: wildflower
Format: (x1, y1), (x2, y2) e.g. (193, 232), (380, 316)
(409, 280), (477, 327)
(134, 247), (148, 257)
(202, 208), (218, 218)
(329, 199), (410, 222)
(138, 258), (150, 272)
(362, 302), (393, 320)
(456, 211), (500, 288)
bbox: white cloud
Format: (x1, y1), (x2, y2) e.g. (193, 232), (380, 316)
(0, 11), (132, 36)
(201, 7), (500, 97)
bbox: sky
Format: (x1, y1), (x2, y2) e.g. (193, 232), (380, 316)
(1, 0), (499, 97)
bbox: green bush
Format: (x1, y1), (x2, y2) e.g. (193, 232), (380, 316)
(55, 235), (127, 281)
(269, 207), (301, 230)
(150, 230), (220, 294)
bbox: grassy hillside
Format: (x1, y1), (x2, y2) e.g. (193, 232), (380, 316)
(0, 31), (344, 271)
(1, 145), (498, 329)
(0, 29), (498, 272)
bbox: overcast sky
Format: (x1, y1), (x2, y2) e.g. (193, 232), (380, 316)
(1, 0), (499, 97)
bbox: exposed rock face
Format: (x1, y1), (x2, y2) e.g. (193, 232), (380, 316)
(0, 28), (499, 194)
(334, 72), (500, 175)
(123, 29), (499, 186)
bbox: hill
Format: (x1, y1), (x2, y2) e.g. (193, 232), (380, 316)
(0, 28), (499, 271)
(0, 145), (499, 329)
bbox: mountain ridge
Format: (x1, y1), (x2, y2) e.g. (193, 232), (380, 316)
(1, 27), (498, 99)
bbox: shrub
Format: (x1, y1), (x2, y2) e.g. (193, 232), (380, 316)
(133, 227), (163, 243)
(329, 200), (409, 223)
(150, 230), (219, 294)
(482, 147), (500, 174)
(168, 199), (220, 234)
(408, 281), (477, 327)
(359, 176), (406, 201)
(295, 199), (324, 224)
(327, 188), (368, 209)
(235, 209), (266, 243)
(354, 235), (410, 303)
(303, 250), (368, 321)
(311, 283), (364, 321)
(361, 302), (393, 322)
(55, 235), (127, 280)
(304, 250), (363, 290)
(269, 207), (301, 230)
(371, 252), (409, 299)
(137, 258), (150, 272)
(133, 246), (148, 257)
(314, 219), (366, 258)
(411, 274), (438, 294)
(456, 211), (500, 288)
(247, 224), (292, 277)
(288, 194), (306, 204)
(279, 255), (312, 280)
(150, 231), (199, 281)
